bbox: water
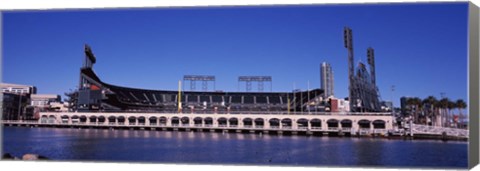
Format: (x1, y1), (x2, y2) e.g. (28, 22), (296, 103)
(2, 126), (467, 168)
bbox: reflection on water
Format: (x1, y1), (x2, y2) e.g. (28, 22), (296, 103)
(2, 127), (467, 168)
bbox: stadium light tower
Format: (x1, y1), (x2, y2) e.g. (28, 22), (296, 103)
(238, 76), (272, 92)
(183, 75), (216, 91)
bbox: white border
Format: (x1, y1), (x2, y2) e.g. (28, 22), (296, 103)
(0, 0), (474, 10)
(0, 0), (477, 171)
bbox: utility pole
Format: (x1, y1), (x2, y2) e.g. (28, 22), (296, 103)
(293, 82), (296, 114)
(307, 80), (310, 113)
(287, 93), (290, 115)
(391, 85), (395, 114)
(391, 85), (395, 128)
(440, 92), (446, 127)
(178, 80), (182, 113)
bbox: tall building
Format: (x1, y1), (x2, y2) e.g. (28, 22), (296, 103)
(0, 83), (36, 120)
(400, 96), (410, 116)
(2, 93), (30, 120)
(320, 62), (334, 99)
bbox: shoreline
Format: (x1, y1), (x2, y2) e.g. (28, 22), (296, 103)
(2, 124), (468, 142)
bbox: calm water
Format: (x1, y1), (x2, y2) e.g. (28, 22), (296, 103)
(2, 126), (467, 168)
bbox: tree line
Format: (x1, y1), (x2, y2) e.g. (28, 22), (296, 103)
(404, 96), (467, 128)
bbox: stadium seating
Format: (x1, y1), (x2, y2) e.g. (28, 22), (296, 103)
(80, 67), (324, 113)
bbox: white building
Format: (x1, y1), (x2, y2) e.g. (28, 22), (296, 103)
(49, 101), (69, 112)
(337, 99), (350, 113)
(0, 83), (36, 94)
(31, 94), (61, 107)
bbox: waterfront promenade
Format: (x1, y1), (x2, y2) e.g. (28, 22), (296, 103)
(6, 111), (394, 136)
(2, 111), (468, 140)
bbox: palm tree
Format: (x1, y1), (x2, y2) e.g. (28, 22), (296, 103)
(423, 96), (437, 126)
(439, 98), (450, 127)
(447, 100), (456, 128)
(414, 97), (424, 124)
(434, 99), (441, 126)
(455, 99), (467, 128)
(407, 97), (422, 124)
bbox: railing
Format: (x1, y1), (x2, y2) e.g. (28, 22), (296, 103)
(282, 126), (292, 129)
(359, 128), (370, 135)
(4, 120), (38, 123)
(373, 129), (387, 134)
(341, 128), (352, 132)
(328, 127), (338, 131)
(1, 120), (406, 136)
(298, 126), (308, 130)
(410, 124), (469, 138)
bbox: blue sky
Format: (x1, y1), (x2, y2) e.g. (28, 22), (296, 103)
(2, 2), (469, 107)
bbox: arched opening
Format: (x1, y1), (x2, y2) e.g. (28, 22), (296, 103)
(171, 117), (180, 126)
(358, 119), (371, 129)
(60, 115), (68, 124)
(159, 117), (167, 126)
(358, 119), (371, 135)
(128, 116), (136, 125)
(149, 116), (158, 126)
(269, 118), (280, 128)
(297, 118), (309, 129)
(117, 116), (126, 125)
(71, 115), (80, 124)
(327, 119), (339, 130)
(98, 116), (106, 124)
(228, 118), (238, 127)
(217, 117), (227, 127)
(48, 115), (56, 124)
(204, 117), (213, 127)
(243, 118), (253, 128)
(108, 116), (116, 125)
(180, 117), (190, 126)
(138, 116), (146, 125)
(341, 119), (353, 129)
(310, 119), (322, 129)
(193, 117), (203, 126)
(372, 120), (386, 129)
(89, 116), (97, 124)
(254, 118), (264, 128)
(40, 115), (48, 123)
(281, 118), (292, 129)
(79, 116), (87, 123)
